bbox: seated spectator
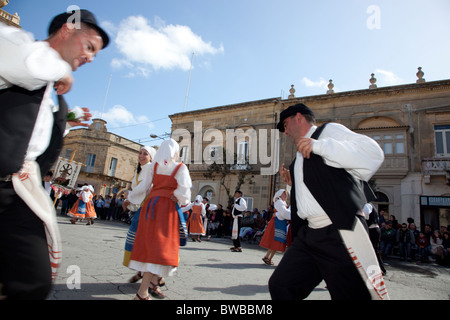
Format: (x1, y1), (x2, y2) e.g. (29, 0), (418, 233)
(396, 223), (416, 262)
(240, 211), (255, 239)
(380, 221), (396, 258)
(416, 231), (430, 262)
(253, 210), (266, 232)
(430, 230), (445, 264)
(222, 209), (232, 236)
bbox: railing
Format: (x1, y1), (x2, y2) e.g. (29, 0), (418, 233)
(0, 9), (20, 25)
(422, 158), (450, 175)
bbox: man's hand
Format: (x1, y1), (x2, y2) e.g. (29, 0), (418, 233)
(67, 107), (92, 128)
(280, 163), (292, 186)
(54, 73), (73, 95)
(297, 137), (315, 159)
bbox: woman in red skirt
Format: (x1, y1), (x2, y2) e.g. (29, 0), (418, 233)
(185, 195), (206, 242)
(68, 185), (96, 225)
(260, 189), (291, 265)
(128, 139), (192, 300)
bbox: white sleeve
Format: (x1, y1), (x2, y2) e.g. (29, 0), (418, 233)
(201, 203), (206, 217)
(127, 164), (154, 206)
(0, 23), (71, 91)
(274, 200), (291, 220)
(81, 191), (90, 203)
(173, 163), (192, 206)
(311, 123), (384, 181)
(234, 198), (247, 211)
(181, 202), (193, 212)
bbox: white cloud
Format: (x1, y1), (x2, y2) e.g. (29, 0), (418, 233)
(301, 77), (328, 89)
(110, 15), (224, 76)
(374, 69), (403, 86)
(93, 104), (154, 130)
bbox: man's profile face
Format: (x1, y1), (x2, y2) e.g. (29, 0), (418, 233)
(58, 24), (103, 71)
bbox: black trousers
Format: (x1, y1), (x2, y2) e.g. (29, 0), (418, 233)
(0, 181), (52, 299)
(368, 227), (386, 273)
(232, 216), (243, 248)
(268, 223), (372, 300)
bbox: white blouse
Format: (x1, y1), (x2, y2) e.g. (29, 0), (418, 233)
(127, 162), (153, 207)
(144, 161), (192, 206)
(274, 199), (291, 221)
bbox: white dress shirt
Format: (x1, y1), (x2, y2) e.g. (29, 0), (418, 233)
(294, 123), (384, 220)
(0, 23), (71, 162)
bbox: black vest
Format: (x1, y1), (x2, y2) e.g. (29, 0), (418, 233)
(232, 198), (244, 217)
(0, 85), (68, 177)
(289, 124), (367, 240)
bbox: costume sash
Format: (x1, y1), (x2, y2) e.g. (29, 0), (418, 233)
(12, 161), (62, 280)
(338, 216), (390, 300)
(176, 203), (188, 246)
(123, 208), (141, 262)
(274, 217), (287, 244)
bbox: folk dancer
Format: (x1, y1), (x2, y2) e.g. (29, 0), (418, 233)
(260, 189), (291, 265)
(230, 190), (247, 252)
(0, 9), (108, 299)
(68, 185), (96, 225)
(184, 195), (206, 242)
(123, 146), (157, 267)
(122, 146), (157, 289)
(128, 139), (192, 300)
(269, 103), (389, 300)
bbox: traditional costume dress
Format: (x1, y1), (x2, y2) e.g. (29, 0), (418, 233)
(260, 190), (291, 253)
(128, 139), (192, 278)
(68, 186), (96, 222)
(123, 146), (156, 267)
(185, 195), (206, 237)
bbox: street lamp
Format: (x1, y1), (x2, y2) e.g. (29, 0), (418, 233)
(150, 132), (170, 140)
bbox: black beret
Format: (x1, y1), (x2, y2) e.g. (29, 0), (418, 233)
(277, 103), (315, 132)
(48, 9), (109, 49)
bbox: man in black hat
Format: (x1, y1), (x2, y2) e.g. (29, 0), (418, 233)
(268, 103), (389, 300)
(0, 9), (109, 299)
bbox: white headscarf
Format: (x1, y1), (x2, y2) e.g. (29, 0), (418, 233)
(273, 189), (287, 203)
(195, 195), (203, 204)
(141, 145), (157, 161)
(153, 139), (180, 167)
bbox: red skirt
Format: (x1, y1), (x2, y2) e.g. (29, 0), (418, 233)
(130, 196), (180, 267)
(188, 213), (205, 235)
(259, 216), (287, 252)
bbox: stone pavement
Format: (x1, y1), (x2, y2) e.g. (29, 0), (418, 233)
(47, 215), (450, 301)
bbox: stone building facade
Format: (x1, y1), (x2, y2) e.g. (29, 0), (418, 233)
(0, 1), (20, 28)
(170, 71), (450, 231)
(59, 119), (142, 196)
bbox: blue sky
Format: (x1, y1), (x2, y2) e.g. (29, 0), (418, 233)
(5, 0), (450, 145)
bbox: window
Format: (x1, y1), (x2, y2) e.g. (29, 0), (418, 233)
(109, 157), (118, 176)
(179, 146), (188, 163)
(242, 196), (253, 211)
(370, 133), (405, 155)
(435, 125), (450, 157)
(86, 153), (96, 173)
(62, 149), (73, 160)
(237, 141), (249, 164)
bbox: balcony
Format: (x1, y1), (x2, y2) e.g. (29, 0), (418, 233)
(422, 157), (450, 184)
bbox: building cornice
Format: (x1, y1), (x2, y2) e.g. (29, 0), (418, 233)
(170, 79), (450, 119)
